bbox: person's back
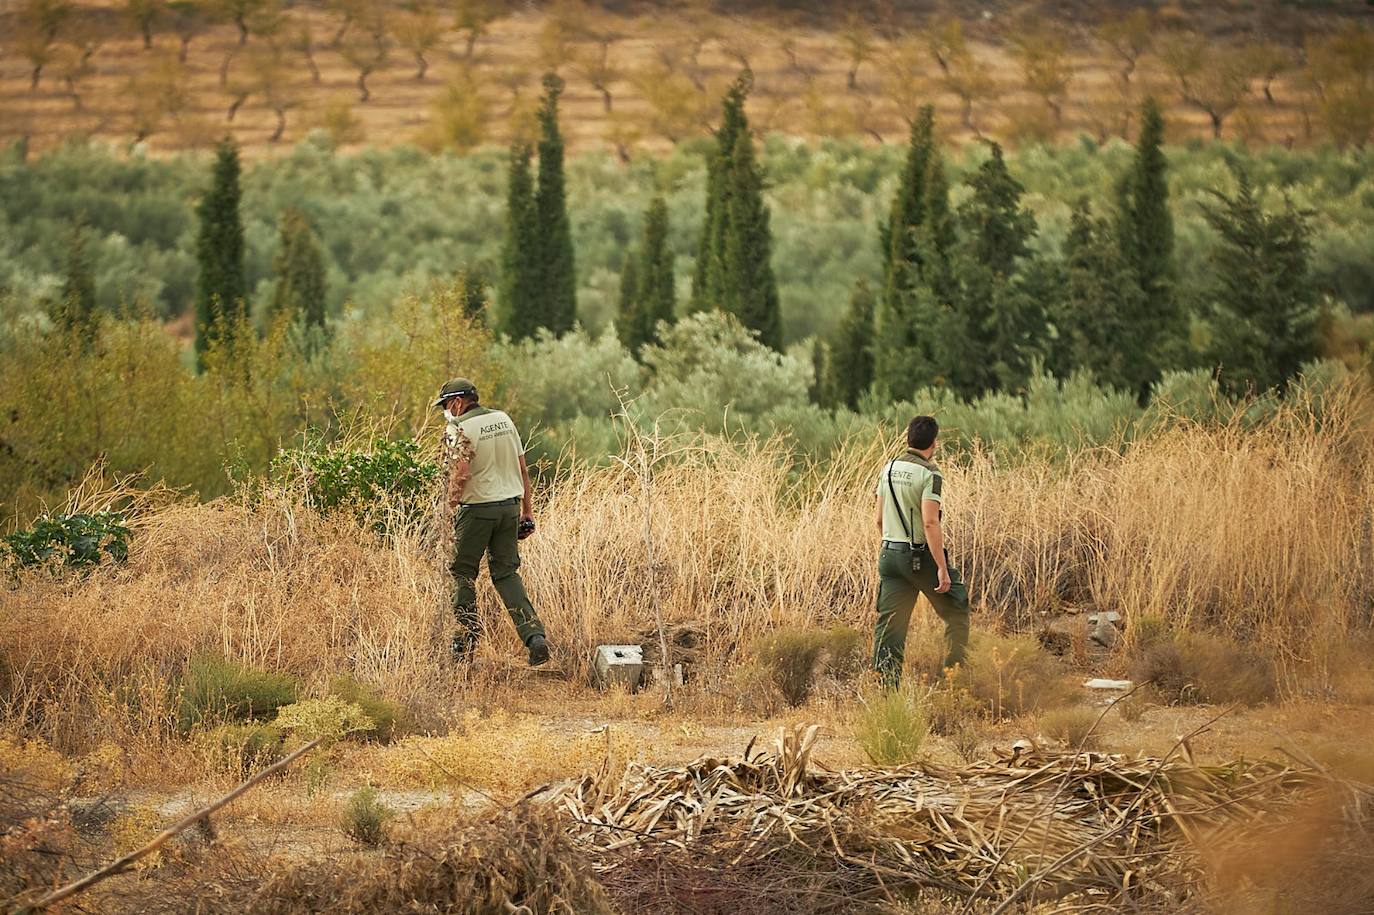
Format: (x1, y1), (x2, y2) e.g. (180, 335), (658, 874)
(434, 378), (550, 667)
(446, 407), (524, 504)
(871, 415), (971, 688)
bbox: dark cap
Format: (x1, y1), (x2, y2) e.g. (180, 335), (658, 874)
(432, 377), (477, 409)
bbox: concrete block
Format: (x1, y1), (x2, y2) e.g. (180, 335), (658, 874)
(1083, 678), (1134, 691)
(592, 645), (644, 690)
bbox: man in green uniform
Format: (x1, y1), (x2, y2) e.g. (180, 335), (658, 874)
(435, 377), (550, 667)
(872, 415), (970, 688)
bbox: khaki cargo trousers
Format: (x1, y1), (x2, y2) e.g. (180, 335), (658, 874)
(872, 542), (970, 688)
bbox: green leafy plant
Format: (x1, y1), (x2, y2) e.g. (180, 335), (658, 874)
(3, 511), (130, 570)
(855, 687), (927, 765)
(274, 696), (375, 745)
(194, 722), (285, 775)
(271, 437), (441, 535)
(341, 787), (392, 846)
(177, 654), (300, 733)
(328, 675), (411, 743)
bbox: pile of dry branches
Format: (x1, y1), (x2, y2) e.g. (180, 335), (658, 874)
(540, 726), (1374, 914)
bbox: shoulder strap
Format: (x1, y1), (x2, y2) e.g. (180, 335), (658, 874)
(886, 460), (915, 548)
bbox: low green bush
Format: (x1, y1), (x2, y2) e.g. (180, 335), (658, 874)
(752, 631), (827, 707)
(958, 633), (1075, 719)
(194, 721), (285, 775)
(340, 787), (392, 847)
(274, 697), (375, 745)
(855, 688), (927, 765)
(3, 511), (129, 570)
(328, 675), (411, 743)
(177, 655), (300, 733)
(270, 437), (440, 535)
(1038, 706), (1102, 749)
(1129, 631), (1276, 706)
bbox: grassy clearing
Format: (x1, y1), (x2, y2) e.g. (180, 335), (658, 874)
(0, 382), (1370, 767)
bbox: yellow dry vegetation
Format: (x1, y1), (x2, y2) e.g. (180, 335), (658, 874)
(373, 709), (643, 793)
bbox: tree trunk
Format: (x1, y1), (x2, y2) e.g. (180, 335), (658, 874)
(600, 87), (612, 113)
(179, 36), (192, 63)
(236, 16), (249, 46)
(847, 67), (858, 91)
(30, 65), (42, 90)
(227, 92), (248, 121)
(357, 68), (372, 102)
(330, 18), (351, 48)
(465, 31), (478, 59)
(1263, 79), (1276, 106)
(304, 49), (320, 83)
(270, 106), (286, 142)
(141, 23), (153, 50)
(1210, 111), (1223, 139)
(414, 52), (427, 80)
(219, 49), (235, 88)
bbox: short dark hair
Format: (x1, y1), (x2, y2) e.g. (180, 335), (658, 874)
(907, 415), (938, 450)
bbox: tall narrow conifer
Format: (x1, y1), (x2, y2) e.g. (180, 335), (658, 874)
(270, 207), (328, 333)
(501, 144), (542, 339)
(194, 138), (246, 366)
(534, 73), (576, 334)
(1116, 97), (1179, 391)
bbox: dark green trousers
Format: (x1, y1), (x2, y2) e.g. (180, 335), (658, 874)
(872, 543), (970, 688)
(450, 500), (545, 648)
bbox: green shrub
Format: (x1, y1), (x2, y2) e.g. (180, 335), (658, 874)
(328, 675), (411, 743)
(855, 688), (927, 765)
(3, 511), (129, 570)
(958, 633), (1075, 719)
(177, 655), (300, 733)
(752, 630), (828, 707)
(270, 437), (440, 535)
(340, 787), (392, 846)
(922, 683), (984, 737)
(818, 625), (866, 679)
(1129, 631), (1276, 706)
(195, 722), (285, 775)
(1038, 706), (1101, 750)
(274, 697), (375, 745)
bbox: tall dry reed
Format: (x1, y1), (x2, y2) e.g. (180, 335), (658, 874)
(2, 383), (1371, 751)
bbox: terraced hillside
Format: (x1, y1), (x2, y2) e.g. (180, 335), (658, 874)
(1, 0), (1371, 158)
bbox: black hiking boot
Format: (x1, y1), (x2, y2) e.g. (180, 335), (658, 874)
(451, 632), (476, 665)
(527, 634), (550, 667)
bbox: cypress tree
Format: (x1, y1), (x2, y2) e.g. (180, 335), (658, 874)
(881, 106), (934, 290)
(460, 267), (489, 322)
(616, 252), (641, 350)
(690, 74), (750, 313)
(1048, 202), (1145, 391)
(194, 137), (246, 366)
(500, 144), (542, 340)
(1116, 97), (1179, 388)
(270, 207), (328, 332)
(534, 73), (576, 334)
(873, 111), (949, 400)
(823, 281), (876, 409)
(637, 194), (676, 349)
(952, 143), (1043, 395)
(720, 127), (782, 349)
(1201, 167), (1317, 394)
(58, 220), (97, 337)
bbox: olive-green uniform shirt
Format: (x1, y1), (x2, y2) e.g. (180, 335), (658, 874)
(874, 451), (943, 545)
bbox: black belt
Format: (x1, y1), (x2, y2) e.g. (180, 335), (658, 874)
(882, 540), (928, 551)
(460, 496), (521, 507)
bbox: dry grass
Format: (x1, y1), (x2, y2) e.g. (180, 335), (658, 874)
(0, 382), (1371, 763)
